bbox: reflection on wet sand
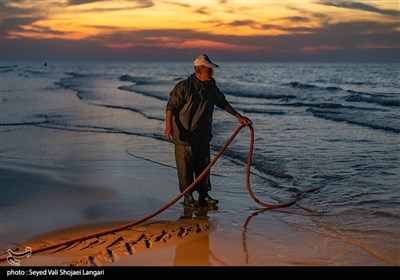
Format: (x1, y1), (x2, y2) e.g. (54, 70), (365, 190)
(174, 232), (211, 266)
(241, 208), (269, 265)
(173, 205), (217, 266)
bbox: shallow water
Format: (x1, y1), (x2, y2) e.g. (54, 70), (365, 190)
(1, 61), (399, 265)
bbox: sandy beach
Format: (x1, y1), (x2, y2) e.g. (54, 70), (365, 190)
(1, 61), (398, 267)
(0, 137), (390, 266)
(1, 206), (390, 267)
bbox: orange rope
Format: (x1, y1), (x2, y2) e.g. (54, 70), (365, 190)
(0, 124), (296, 262)
(246, 125), (298, 208)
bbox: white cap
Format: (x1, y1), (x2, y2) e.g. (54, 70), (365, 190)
(194, 54), (219, 68)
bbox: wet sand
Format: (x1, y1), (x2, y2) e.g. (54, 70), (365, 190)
(0, 130), (390, 266)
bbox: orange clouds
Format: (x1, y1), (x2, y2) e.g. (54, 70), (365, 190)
(2, 0), (399, 61)
(7, 0), (397, 41)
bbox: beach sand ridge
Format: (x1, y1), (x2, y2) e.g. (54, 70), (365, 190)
(6, 218), (210, 266)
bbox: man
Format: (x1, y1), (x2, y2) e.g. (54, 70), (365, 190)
(165, 54), (252, 208)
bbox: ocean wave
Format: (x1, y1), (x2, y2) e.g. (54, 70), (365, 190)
(0, 65), (18, 73)
(35, 121), (160, 139)
(373, 210), (400, 218)
(65, 71), (92, 78)
(119, 74), (156, 85)
(241, 108), (286, 115)
(56, 75), (81, 89)
(220, 148), (293, 180)
(307, 108), (400, 133)
(225, 91), (296, 100)
(284, 81), (342, 91)
(288, 102), (346, 109)
(345, 92), (400, 107)
(285, 102), (388, 112)
(99, 104), (164, 121)
(55, 73), (96, 100)
(0, 121), (49, 126)
(118, 85), (168, 101)
(25, 69), (47, 75)
(0, 64), (18, 69)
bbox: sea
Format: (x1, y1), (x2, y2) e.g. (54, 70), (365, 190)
(1, 61), (399, 265)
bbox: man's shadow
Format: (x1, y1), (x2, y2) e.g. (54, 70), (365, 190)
(173, 205), (218, 266)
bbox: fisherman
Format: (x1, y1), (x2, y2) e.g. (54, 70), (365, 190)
(165, 54), (252, 207)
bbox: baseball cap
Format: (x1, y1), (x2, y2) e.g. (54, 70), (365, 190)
(194, 54), (219, 68)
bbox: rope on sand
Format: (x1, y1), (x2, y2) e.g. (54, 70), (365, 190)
(0, 124), (297, 262)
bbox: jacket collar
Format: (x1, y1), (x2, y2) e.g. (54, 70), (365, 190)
(190, 73), (215, 88)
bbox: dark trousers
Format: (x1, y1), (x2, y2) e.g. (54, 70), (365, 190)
(174, 144), (211, 195)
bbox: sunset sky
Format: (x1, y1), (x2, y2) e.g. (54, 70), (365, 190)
(1, 0), (399, 62)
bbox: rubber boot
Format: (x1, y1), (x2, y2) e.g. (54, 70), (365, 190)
(183, 193), (198, 208)
(198, 192), (219, 207)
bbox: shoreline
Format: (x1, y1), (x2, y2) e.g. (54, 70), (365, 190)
(0, 134), (393, 266)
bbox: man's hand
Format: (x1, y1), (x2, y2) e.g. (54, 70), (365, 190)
(224, 104), (252, 127)
(165, 126), (173, 141)
(165, 110), (173, 141)
(236, 113), (253, 126)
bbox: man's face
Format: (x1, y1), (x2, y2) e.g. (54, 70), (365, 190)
(198, 66), (214, 81)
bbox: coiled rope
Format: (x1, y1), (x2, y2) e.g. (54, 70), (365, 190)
(0, 124), (297, 262)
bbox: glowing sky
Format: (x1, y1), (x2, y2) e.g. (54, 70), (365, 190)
(1, 0), (399, 61)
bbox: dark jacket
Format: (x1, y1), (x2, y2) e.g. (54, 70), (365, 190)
(166, 74), (229, 146)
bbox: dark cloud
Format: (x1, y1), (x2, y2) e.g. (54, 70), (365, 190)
(66, 0), (154, 8)
(67, 0), (107, 5)
(1, 17), (38, 36)
(227, 21), (399, 49)
(89, 28), (194, 45)
(259, 16), (312, 32)
(1, 0), (155, 39)
(229, 20), (257, 27)
(0, 1), (52, 38)
(283, 16), (310, 23)
(168, 2), (191, 8)
(319, 1), (400, 17)
(195, 7), (210, 15)
(134, 0), (154, 9)
(287, 6), (331, 25)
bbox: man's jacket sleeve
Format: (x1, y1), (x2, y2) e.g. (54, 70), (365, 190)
(166, 82), (184, 112)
